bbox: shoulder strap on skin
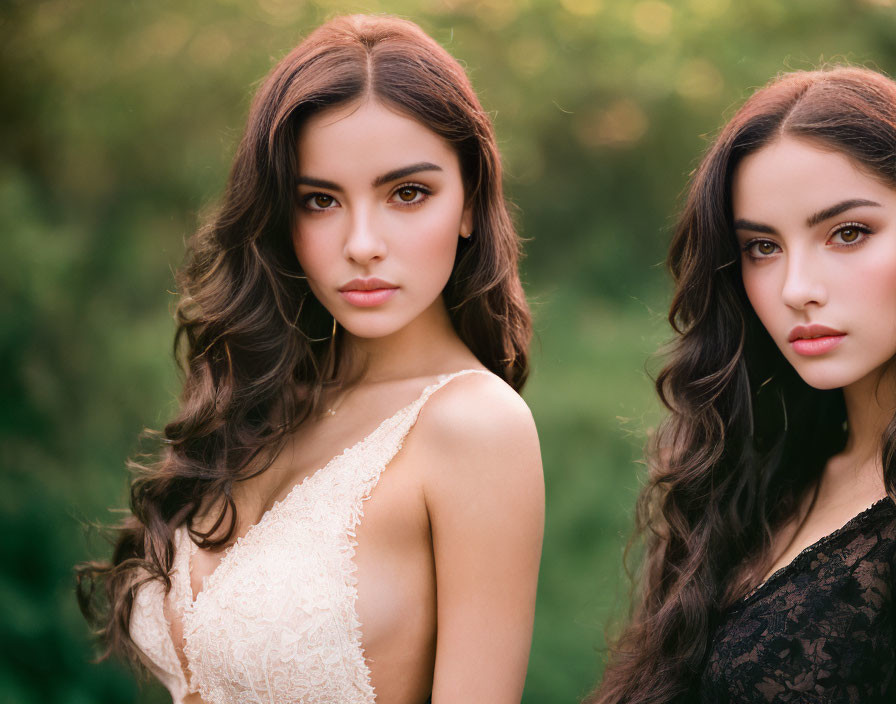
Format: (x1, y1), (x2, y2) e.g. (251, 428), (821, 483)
(354, 368), (494, 491)
(407, 368), (493, 418)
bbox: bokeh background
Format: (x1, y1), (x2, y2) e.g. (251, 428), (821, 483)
(4, 0), (896, 701)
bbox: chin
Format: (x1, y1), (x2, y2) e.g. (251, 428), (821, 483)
(337, 315), (410, 340)
(790, 362), (863, 392)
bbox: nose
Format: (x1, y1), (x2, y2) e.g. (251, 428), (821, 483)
(343, 206), (387, 266)
(780, 249), (827, 310)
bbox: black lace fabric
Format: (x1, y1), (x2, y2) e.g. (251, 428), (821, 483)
(699, 497), (896, 703)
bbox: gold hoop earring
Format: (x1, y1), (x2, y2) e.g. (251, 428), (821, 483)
(327, 316), (338, 377)
(292, 295), (330, 343)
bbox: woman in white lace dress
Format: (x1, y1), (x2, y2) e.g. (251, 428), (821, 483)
(77, 15), (543, 704)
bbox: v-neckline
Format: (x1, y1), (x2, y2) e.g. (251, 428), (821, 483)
(184, 434), (361, 604)
(735, 495), (894, 608)
(184, 396), (410, 607)
(180, 370), (480, 608)
(168, 385), (427, 692)
(159, 368), (485, 697)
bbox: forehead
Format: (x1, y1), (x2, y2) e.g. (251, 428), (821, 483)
(296, 98), (459, 178)
(732, 136), (895, 218)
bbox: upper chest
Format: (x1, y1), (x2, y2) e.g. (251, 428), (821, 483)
(703, 504), (896, 701)
(131, 370), (482, 701)
(184, 394), (426, 594)
(761, 488), (890, 582)
(739, 501), (896, 632)
(179, 434), (433, 642)
(143, 400), (436, 701)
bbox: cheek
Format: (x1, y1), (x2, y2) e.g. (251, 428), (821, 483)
(291, 223), (333, 279)
(408, 224), (457, 266)
(397, 205), (462, 281)
(742, 266), (778, 329)
(398, 236), (457, 299)
(853, 250), (896, 353)
(856, 249), (896, 312)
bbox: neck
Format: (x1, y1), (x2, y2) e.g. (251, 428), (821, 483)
(337, 297), (470, 384)
(822, 364), (895, 499)
(842, 364), (896, 462)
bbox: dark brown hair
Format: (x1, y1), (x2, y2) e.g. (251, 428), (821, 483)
(76, 14), (531, 666)
(592, 66), (896, 703)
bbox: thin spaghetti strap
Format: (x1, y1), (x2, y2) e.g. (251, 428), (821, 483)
(412, 368), (493, 410)
(141, 367), (498, 704)
(369, 368), (495, 469)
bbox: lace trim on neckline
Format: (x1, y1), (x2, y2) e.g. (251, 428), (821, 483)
(735, 495), (894, 609)
(183, 368), (486, 611)
(167, 367), (491, 703)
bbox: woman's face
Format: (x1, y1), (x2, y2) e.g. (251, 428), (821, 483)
(732, 136), (896, 391)
(292, 98), (472, 340)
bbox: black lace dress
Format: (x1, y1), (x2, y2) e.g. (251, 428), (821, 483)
(699, 497), (896, 703)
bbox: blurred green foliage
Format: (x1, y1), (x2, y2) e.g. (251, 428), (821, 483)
(3, 0), (896, 701)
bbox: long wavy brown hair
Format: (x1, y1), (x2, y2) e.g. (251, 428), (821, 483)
(591, 66), (896, 704)
(76, 14), (531, 667)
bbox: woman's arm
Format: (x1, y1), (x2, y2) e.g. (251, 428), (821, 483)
(418, 373), (544, 704)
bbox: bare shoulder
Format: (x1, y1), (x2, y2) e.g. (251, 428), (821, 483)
(411, 371), (542, 700)
(413, 370), (542, 500)
(420, 370), (538, 452)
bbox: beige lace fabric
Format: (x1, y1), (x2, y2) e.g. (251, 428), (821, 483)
(130, 369), (487, 704)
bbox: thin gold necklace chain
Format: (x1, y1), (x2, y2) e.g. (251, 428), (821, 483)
(324, 384), (354, 417)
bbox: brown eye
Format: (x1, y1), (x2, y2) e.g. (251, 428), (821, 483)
(397, 187), (419, 202)
(313, 194), (334, 208)
(838, 227), (859, 243)
(389, 183), (430, 206)
(829, 223), (869, 246)
(755, 241), (777, 255)
(743, 239), (780, 259)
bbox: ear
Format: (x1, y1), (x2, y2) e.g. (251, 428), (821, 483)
(460, 204), (474, 238)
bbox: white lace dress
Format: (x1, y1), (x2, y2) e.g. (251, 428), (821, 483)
(129, 370), (486, 704)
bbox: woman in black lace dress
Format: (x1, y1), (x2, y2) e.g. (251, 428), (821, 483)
(590, 66), (896, 704)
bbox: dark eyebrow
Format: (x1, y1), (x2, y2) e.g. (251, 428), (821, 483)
(372, 162), (442, 188)
(296, 162), (443, 192)
(806, 198), (881, 227)
(296, 176), (342, 191)
(733, 218), (777, 235)
(733, 198), (883, 235)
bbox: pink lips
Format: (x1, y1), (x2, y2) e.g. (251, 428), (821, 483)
(787, 324), (846, 357)
(338, 278), (398, 307)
